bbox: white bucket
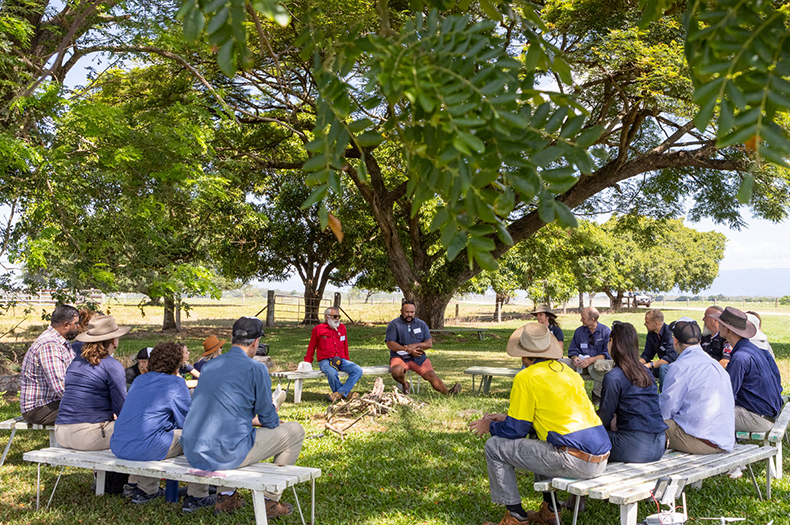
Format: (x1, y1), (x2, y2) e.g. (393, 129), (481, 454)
(643, 512), (686, 525)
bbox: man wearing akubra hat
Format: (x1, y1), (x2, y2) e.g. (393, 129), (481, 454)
(125, 347), (153, 385)
(710, 307), (783, 432)
(659, 317), (734, 454)
(470, 323), (610, 525)
(530, 304), (564, 351)
(181, 316), (304, 519)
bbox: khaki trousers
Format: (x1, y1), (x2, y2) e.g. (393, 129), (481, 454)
(130, 429), (203, 497)
(664, 419), (723, 455)
(734, 406), (774, 433)
(191, 422), (305, 500)
(55, 421), (114, 451)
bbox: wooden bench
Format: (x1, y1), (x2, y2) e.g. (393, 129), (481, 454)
(533, 444), (776, 525)
(0, 417), (58, 468)
(271, 365), (419, 403)
(463, 367), (521, 394)
(735, 400), (790, 479)
(23, 447), (321, 525)
(431, 328), (488, 340)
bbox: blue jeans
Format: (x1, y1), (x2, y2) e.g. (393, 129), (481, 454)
(607, 429), (666, 463)
(318, 358), (363, 397)
(650, 363), (670, 392)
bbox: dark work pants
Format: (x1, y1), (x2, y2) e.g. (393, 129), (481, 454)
(22, 400), (60, 425)
(607, 429), (666, 463)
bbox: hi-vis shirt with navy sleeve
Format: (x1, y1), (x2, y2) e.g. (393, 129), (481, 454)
(489, 360), (611, 456)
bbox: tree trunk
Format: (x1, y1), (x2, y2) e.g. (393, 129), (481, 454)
(162, 295), (177, 331)
(578, 291), (584, 309)
(302, 285), (322, 324)
(414, 293), (452, 329)
(365, 290), (374, 303)
(493, 292), (507, 322)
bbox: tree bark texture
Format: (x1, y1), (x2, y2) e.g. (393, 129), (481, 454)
(162, 295), (177, 331)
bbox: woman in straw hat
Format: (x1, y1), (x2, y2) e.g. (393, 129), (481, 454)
(54, 314), (130, 450)
(597, 321), (667, 464)
(530, 304), (564, 352)
(471, 323), (610, 525)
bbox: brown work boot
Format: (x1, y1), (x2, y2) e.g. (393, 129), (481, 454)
(264, 498), (294, 518)
(344, 392), (360, 400)
(483, 510), (529, 525)
(562, 495), (585, 514)
(214, 491), (245, 515)
(448, 382), (462, 395)
(525, 502), (561, 525)
(329, 391), (342, 403)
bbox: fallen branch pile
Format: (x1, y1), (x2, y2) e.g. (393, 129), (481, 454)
(323, 377), (426, 439)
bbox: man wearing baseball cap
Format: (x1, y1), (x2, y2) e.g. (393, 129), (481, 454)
(710, 307), (783, 432)
(470, 323), (610, 525)
(659, 317), (734, 454)
(181, 316), (305, 518)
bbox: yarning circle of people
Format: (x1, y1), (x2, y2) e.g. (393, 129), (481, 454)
(18, 302), (782, 523)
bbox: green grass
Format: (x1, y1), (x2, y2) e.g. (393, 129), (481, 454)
(2, 310), (790, 524)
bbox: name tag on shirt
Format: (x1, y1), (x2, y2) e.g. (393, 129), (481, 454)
(340, 335), (346, 341)
(413, 328), (422, 334)
(580, 343), (588, 349)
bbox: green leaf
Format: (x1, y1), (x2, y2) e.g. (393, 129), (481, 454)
(473, 250), (498, 271)
(301, 185), (328, 209)
(458, 131), (485, 153)
(736, 174), (753, 204)
(217, 40), (237, 77)
(538, 193), (555, 223)
(302, 155), (326, 172)
(447, 233), (467, 261)
(478, 0), (502, 22)
(554, 201), (578, 228)
(348, 119), (373, 133)
(355, 132), (385, 148)
(183, 7), (206, 43)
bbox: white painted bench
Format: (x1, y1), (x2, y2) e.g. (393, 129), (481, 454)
(735, 400), (790, 479)
(271, 365), (420, 403)
(533, 444), (776, 525)
(0, 417), (58, 467)
(23, 447), (321, 525)
(464, 367), (520, 394)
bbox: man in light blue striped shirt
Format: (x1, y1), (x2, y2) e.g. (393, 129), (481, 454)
(659, 318), (735, 454)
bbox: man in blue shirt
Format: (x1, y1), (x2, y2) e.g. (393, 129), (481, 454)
(659, 318), (734, 454)
(385, 301), (461, 395)
(567, 307), (612, 403)
(711, 307), (783, 432)
(639, 309), (677, 391)
(181, 317), (305, 518)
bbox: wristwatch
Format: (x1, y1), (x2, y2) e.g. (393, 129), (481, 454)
(648, 362), (654, 369)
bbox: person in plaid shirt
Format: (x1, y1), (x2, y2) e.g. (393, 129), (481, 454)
(20, 305), (80, 425)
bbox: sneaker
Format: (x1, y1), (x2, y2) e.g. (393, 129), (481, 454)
(122, 483), (138, 498)
(131, 487), (165, 505)
(182, 495), (217, 513)
(214, 491), (245, 514)
(265, 498), (294, 518)
(448, 382), (462, 395)
(273, 389), (287, 410)
(727, 467), (743, 479)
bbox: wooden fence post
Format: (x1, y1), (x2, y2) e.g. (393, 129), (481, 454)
(455, 303), (459, 317)
(266, 290), (275, 327)
(334, 292), (341, 308)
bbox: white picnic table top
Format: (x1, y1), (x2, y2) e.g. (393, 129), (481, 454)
(270, 365), (390, 380)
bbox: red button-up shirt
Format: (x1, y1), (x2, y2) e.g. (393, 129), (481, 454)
(305, 323), (349, 363)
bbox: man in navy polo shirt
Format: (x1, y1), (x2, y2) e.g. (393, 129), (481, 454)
(567, 307), (611, 404)
(639, 309), (677, 391)
(385, 301), (461, 395)
(712, 307), (783, 432)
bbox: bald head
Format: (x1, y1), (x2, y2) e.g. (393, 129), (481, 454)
(580, 306), (600, 330)
(703, 305), (723, 334)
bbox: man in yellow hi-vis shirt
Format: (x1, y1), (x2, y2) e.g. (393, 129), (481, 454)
(470, 323), (611, 525)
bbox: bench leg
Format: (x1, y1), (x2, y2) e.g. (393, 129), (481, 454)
(294, 379), (304, 404)
(571, 494), (581, 525)
(251, 490), (269, 525)
(747, 463), (763, 500)
(95, 471), (106, 496)
(767, 457), (772, 499)
(471, 375), (476, 394)
(48, 429), (59, 448)
(47, 466), (65, 509)
(312, 478), (315, 525)
(620, 502), (638, 525)
(36, 463), (40, 511)
(292, 485), (306, 525)
(478, 331), (483, 341)
(0, 426), (17, 467)
(775, 441), (783, 480)
(483, 376), (492, 394)
(549, 491), (560, 525)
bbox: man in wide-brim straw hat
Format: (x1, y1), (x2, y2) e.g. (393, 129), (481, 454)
(470, 323), (611, 525)
(530, 304), (564, 351)
(710, 307), (783, 432)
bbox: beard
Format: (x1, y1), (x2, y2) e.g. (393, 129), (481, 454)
(402, 315), (414, 323)
(701, 326), (712, 337)
(65, 328), (79, 341)
(327, 318), (340, 330)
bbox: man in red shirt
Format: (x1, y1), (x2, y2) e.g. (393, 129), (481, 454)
(304, 307), (363, 402)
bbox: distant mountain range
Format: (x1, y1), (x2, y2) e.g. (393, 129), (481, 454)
(693, 268), (790, 297)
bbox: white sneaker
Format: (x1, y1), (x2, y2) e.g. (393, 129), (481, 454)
(272, 386), (286, 410)
(727, 467), (743, 479)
